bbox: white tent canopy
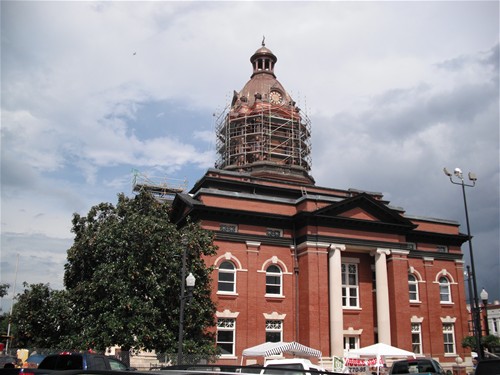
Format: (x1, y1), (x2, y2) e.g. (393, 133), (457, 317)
(348, 343), (416, 359)
(242, 341), (322, 358)
(347, 343), (415, 375)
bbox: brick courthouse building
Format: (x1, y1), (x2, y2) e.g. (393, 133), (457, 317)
(171, 43), (471, 368)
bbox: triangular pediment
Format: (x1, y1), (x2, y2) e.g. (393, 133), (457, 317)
(312, 193), (415, 228)
(338, 206), (380, 221)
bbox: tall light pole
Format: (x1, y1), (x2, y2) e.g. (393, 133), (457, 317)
(177, 237), (196, 365)
(443, 167), (482, 359)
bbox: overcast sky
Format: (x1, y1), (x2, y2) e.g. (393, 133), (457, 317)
(1, 1), (499, 313)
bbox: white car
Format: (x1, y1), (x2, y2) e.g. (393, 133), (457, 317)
(261, 358), (327, 375)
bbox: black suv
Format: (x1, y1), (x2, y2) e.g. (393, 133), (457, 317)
(389, 358), (445, 375)
(475, 359), (500, 375)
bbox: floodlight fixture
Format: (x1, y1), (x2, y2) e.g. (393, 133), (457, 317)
(443, 167), (477, 187)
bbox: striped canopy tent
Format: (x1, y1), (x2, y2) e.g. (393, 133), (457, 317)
(242, 341), (322, 358)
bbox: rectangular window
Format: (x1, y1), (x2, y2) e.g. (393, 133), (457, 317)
(265, 320), (283, 342)
(443, 323), (456, 354)
(343, 336), (359, 350)
(411, 323), (422, 355)
(217, 318), (235, 356)
(342, 263), (359, 308)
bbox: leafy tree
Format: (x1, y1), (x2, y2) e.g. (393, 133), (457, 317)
(11, 283), (72, 349)
(482, 334), (500, 352)
(64, 192), (218, 358)
(0, 283), (9, 299)
(0, 283), (10, 334)
(461, 334), (500, 353)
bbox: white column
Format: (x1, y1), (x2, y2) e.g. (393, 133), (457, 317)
(373, 248), (391, 344)
(329, 244), (346, 357)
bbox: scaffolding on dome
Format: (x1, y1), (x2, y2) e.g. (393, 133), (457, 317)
(215, 100), (312, 173)
(132, 169), (187, 202)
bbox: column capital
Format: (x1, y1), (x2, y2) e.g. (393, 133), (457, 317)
(329, 243), (346, 252)
(371, 248), (391, 257)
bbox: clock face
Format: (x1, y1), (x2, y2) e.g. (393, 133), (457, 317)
(269, 91), (283, 104)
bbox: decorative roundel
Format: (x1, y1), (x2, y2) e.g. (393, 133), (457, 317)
(269, 90), (283, 104)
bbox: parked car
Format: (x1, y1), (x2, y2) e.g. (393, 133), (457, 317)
(261, 359), (327, 375)
(389, 358), (445, 375)
(23, 355), (46, 369)
(0, 356), (19, 369)
(35, 353), (133, 372)
(475, 358), (500, 375)
(0, 352), (133, 375)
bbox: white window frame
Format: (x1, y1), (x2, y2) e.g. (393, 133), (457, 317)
(439, 276), (452, 303)
(442, 323), (456, 355)
(265, 319), (283, 342)
(342, 263), (359, 308)
(265, 265), (282, 296)
(217, 318), (236, 357)
(411, 323), (423, 355)
(408, 274), (419, 302)
(343, 336), (359, 350)
(218, 261), (236, 294)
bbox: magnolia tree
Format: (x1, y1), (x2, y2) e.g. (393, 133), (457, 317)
(12, 192), (219, 360)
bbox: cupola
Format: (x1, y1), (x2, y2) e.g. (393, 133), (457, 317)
(215, 41), (314, 185)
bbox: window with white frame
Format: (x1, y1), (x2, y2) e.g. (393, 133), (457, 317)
(265, 320), (283, 342)
(266, 265), (282, 296)
(343, 336), (359, 350)
(411, 323), (423, 355)
(217, 318), (236, 356)
(342, 263), (359, 307)
(442, 323), (456, 354)
(409, 274), (419, 302)
(439, 276), (452, 303)
(218, 261), (236, 293)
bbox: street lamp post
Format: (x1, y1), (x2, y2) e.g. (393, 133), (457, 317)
(480, 288), (489, 336)
(177, 239), (196, 365)
(443, 167), (483, 359)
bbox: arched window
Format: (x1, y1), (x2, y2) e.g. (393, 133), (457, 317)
(439, 276), (451, 303)
(266, 265), (282, 296)
(218, 261), (236, 293)
(408, 274), (419, 302)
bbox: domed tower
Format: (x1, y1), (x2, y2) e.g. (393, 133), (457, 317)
(215, 41), (314, 185)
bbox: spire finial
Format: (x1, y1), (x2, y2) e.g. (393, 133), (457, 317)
(262, 35), (265, 46)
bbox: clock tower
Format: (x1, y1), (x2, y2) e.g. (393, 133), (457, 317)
(215, 41), (314, 185)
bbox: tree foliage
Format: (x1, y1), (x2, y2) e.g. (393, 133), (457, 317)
(0, 283), (9, 299)
(461, 334), (500, 352)
(63, 192), (218, 357)
(11, 283), (72, 349)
